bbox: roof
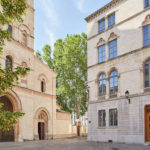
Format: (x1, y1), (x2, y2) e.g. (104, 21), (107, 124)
(85, 0), (122, 22)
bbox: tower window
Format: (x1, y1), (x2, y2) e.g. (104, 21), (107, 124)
(22, 30), (27, 46)
(8, 25), (12, 37)
(5, 56), (12, 70)
(41, 80), (45, 93)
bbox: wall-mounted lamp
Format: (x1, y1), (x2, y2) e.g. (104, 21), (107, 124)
(125, 90), (130, 104)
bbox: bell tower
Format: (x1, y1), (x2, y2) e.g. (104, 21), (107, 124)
(12, 0), (34, 51)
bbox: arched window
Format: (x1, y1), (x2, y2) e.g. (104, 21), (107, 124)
(21, 62), (27, 68)
(145, 60), (150, 88)
(5, 56), (12, 69)
(109, 70), (118, 95)
(22, 30), (27, 46)
(41, 80), (46, 93)
(8, 25), (12, 37)
(99, 74), (106, 96)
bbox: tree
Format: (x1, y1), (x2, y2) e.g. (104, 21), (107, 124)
(39, 33), (87, 119)
(35, 45), (54, 70)
(35, 50), (42, 61)
(0, 0), (29, 131)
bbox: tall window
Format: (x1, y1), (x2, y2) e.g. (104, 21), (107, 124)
(109, 39), (117, 59)
(98, 110), (106, 127)
(145, 60), (150, 88)
(99, 74), (106, 96)
(109, 109), (118, 126)
(145, 0), (150, 8)
(108, 13), (115, 28)
(41, 80), (45, 93)
(8, 25), (12, 37)
(99, 19), (105, 33)
(22, 30), (27, 46)
(143, 25), (150, 47)
(98, 45), (105, 63)
(109, 70), (118, 95)
(5, 56), (12, 69)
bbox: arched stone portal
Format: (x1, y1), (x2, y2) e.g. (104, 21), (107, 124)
(0, 92), (22, 142)
(34, 108), (50, 140)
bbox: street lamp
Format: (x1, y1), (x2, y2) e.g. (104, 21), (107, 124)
(125, 90), (130, 104)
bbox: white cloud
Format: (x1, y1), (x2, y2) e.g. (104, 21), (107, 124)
(77, 0), (85, 13)
(45, 27), (56, 52)
(41, 0), (59, 26)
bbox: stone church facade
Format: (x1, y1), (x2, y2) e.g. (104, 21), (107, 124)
(0, 0), (57, 141)
(86, 0), (150, 144)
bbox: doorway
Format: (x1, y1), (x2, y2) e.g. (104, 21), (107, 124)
(38, 122), (45, 140)
(145, 105), (150, 142)
(0, 96), (14, 142)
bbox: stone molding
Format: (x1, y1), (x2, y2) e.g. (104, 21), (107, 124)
(88, 91), (150, 105)
(142, 14), (150, 26)
(38, 73), (48, 83)
(87, 7), (150, 41)
(97, 38), (105, 47)
(108, 32), (118, 41)
(85, 0), (123, 22)
(14, 86), (56, 98)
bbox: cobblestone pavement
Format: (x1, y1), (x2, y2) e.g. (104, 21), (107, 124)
(0, 138), (150, 150)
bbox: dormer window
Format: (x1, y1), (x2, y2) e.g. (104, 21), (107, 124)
(99, 19), (105, 33)
(108, 13), (115, 28)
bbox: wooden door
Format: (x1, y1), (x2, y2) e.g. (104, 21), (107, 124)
(38, 122), (45, 140)
(77, 126), (80, 136)
(145, 105), (150, 142)
(0, 129), (14, 142)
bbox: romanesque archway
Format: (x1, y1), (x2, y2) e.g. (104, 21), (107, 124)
(34, 108), (50, 140)
(0, 92), (22, 142)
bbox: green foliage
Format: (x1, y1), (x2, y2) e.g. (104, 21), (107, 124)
(0, 103), (24, 131)
(35, 50), (43, 61)
(39, 33), (87, 118)
(35, 45), (54, 70)
(0, 67), (30, 95)
(0, 0), (28, 131)
(0, 0), (27, 52)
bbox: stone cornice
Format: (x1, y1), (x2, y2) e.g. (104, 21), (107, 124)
(14, 86), (56, 99)
(85, 0), (123, 22)
(87, 5), (150, 41)
(88, 92), (150, 105)
(11, 38), (34, 52)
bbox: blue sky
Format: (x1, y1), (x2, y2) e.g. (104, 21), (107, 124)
(34, 0), (112, 52)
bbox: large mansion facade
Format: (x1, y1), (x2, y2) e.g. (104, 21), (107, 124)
(86, 0), (150, 144)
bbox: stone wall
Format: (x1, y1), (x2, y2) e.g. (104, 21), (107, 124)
(86, 0), (150, 144)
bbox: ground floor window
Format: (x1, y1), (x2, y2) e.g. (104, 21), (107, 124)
(98, 110), (106, 127)
(109, 109), (118, 126)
